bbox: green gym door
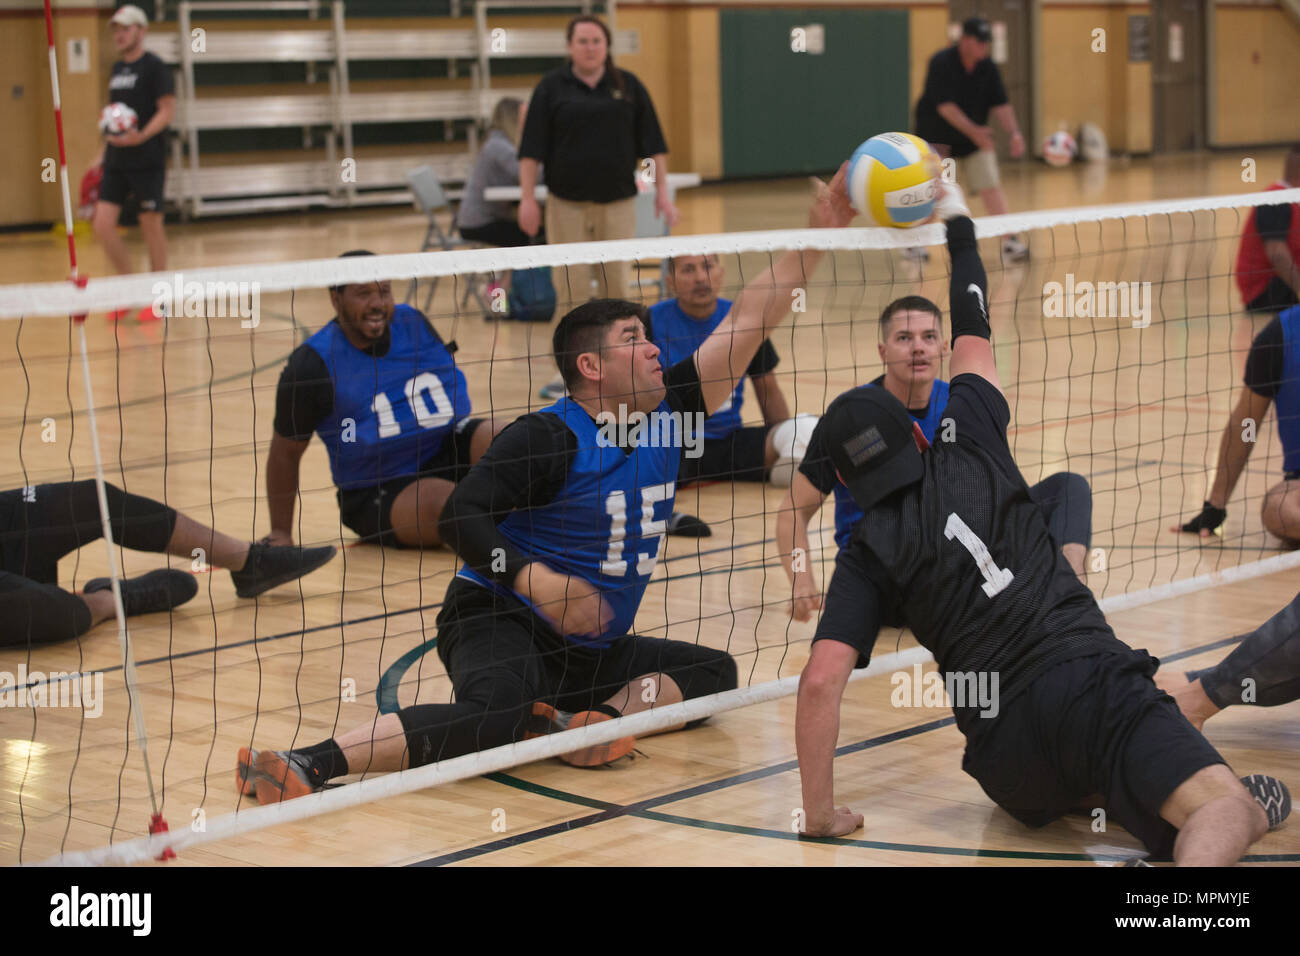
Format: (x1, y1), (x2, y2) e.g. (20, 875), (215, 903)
(720, 9), (911, 178)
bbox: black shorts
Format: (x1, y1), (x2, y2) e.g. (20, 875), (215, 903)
(961, 649), (1226, 858)
(336, 417), (484, 545)
(435, 576), (737, 714)
(678, 426), (770, 485)
(99, 164), (166, 213)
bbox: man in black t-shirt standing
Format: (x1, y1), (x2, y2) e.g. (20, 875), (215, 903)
(914, 18), (1028, 263)
(795, 183), (1281, 864)
(92, 5), (175, 322)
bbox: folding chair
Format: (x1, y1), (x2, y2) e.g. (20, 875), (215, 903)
(405, 164), (490, 317)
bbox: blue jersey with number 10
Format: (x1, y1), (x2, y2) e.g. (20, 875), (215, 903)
(832, 378), (951, 549)
(459, 396), (678, 647)
(307, 305), (471, 490)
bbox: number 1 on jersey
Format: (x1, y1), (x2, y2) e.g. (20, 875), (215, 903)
(944, 512), (1014, 597)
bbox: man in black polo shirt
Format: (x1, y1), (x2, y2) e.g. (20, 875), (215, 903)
(92, 4), (175, 322)
(914, 18), (1028, 263)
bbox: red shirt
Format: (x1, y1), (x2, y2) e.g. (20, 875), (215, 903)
(1236, 181), (1300, 305)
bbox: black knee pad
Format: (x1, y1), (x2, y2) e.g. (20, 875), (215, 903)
(98, 481), (177, 553)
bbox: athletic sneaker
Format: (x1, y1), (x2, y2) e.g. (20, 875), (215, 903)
(1001, 237), (1030, 263)
(524, 702), (635, 767)
(243, 747), (322, 804)
(230, 540), (337, 599)
(85, 568), (198, 617)
(1240, 773), (1292, 830)
(667, 511), (712, 537)
(899, 246), (931, 262)
(538, 375), (567, 401)
(235, 746), (258, 797)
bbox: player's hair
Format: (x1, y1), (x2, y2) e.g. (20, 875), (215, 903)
(566, 15), (625, 98)
(553, 298), (650, 390)
(879, 295), (943, 340)
(487, 97), (523, 146)
(329, 250), (378, 294)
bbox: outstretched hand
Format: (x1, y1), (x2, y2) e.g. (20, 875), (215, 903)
(809, 161), (856, 229)
(1173, 501), (1226, 537)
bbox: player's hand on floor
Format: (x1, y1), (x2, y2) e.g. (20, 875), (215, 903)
(802, 806), (864, 838)
(789, 575), (823, 622)
(1173, 501), (1226, 537)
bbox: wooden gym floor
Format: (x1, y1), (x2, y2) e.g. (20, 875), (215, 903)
(1, 148), (1299, 866)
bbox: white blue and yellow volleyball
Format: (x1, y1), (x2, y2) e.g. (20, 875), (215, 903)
(847, 132), (939, 228)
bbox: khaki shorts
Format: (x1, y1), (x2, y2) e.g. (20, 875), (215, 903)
(545, 194), (637, 304)
(958, 149), (1001, 194)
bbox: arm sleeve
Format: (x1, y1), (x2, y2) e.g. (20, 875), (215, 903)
(797, 416), (839, 494)
(272, 345), (333, 441)
(947, 216), (990, 343)
(1244, 316), (1285, 398)
(630, 74), (669, 157)
(664, 355), (707, 417)
(154, 57), (175, 98)
(1256, 203), (1293, 242)
(812, 543), (886, 665)
(518, 81), (551, 162)
(437, 413), (576, 584)
(745, 339), (780, 377)
(946, 374), (1012, 452)
(986, 62), (1009, 108)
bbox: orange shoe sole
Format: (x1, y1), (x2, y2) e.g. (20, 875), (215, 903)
(558, 711), (635, 767)
(251, 750), (315, 805)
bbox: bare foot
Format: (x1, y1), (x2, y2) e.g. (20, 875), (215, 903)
(1153, 671), (1218, 731)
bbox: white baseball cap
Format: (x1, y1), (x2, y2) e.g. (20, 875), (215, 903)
(110, 5), (149, 28)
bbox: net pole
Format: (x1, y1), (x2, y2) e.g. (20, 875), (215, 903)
(42, 0), (171, 850)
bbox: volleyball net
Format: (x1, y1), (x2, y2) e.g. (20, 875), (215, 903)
(2, 187), (1298, 865)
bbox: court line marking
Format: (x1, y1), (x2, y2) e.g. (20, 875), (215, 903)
(413, 634), (1263, 866)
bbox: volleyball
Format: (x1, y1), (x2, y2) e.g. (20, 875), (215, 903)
(1042, 130), (1078, 167)
(98, 102), (138, 137)
(847, 132), (939, 228)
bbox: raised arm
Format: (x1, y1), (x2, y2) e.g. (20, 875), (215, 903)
(939, 184), (1001, 392)
(693, 164), (856, 414)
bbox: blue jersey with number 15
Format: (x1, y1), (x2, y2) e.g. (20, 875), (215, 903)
(458, 396), (678, 647)
(307, 305), (471, 490)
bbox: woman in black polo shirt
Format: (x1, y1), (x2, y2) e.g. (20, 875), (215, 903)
(517, 15), (677, 309)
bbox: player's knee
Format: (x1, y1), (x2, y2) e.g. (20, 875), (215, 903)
(767, 414), (819, 487)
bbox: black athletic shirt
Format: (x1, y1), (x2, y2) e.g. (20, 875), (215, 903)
(1244, 314), (1288, 399)
(518, 66), (669, 203)
(104, 52), (174, 170)
(914, 47), (1009, 159)
(439, 358), (706, 587)
(816, 374), (1128, 733)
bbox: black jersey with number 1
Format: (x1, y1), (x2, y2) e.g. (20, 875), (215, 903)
(824, 373), (1127, 732)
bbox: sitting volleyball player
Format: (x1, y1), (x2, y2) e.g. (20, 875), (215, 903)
(1, 479), (335, 647)
(235, 166), (858, 801)
(266, 251), (504, 549)
(777, 294), (1093, 621)
(794, 182), (1286, 862)
(1174, 301), (1300, 545)
(650, 253), (818, 538)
